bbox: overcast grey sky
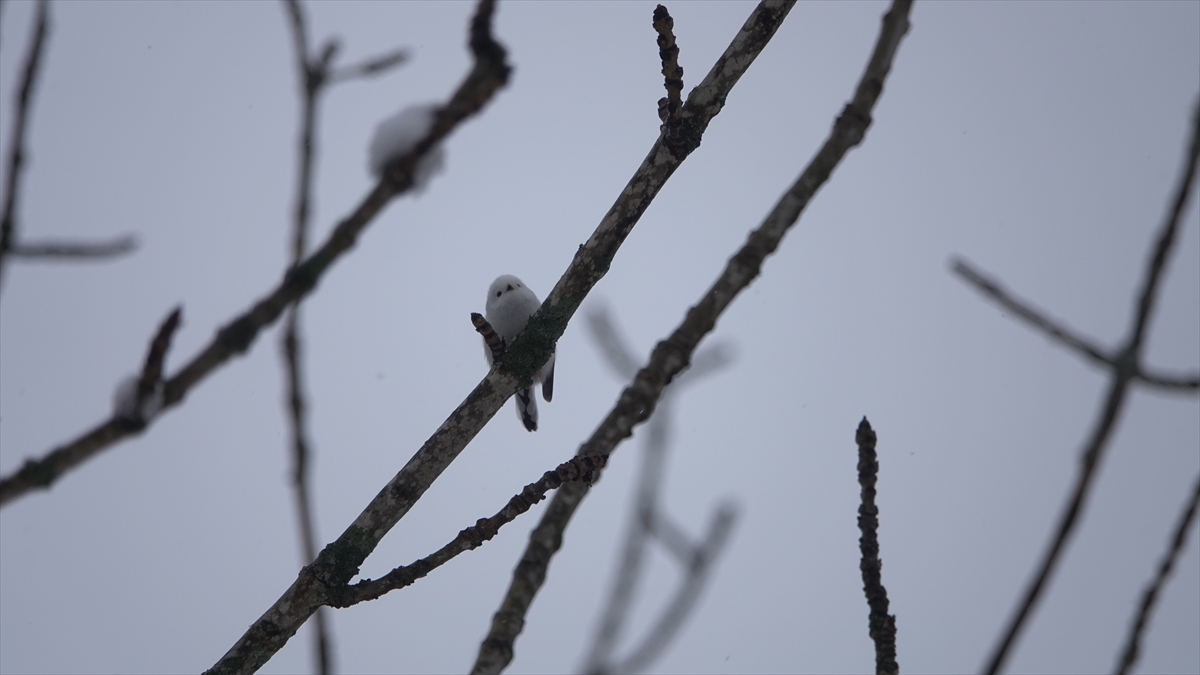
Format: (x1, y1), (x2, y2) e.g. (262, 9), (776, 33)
(1, 2), (1197, 674)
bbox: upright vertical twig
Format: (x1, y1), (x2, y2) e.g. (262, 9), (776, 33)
(279, 1), (364, 671)
(977, 101), (1200, 675)
(653, 4), (684, 144)
(855, 418), (898, 675)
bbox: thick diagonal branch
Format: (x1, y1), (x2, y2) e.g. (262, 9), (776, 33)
(473, 3), (912, 672)
(203, 1), (806, 670)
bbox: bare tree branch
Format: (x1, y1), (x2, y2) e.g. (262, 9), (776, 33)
(1128, 105), (1200, 355)
(328, 48), (409, 84)
(0, 0), (136, 287)
(856, 417), (898, 675)
(581, 306), (734, 675)
(8, 235), (137, 259)
(279, 3), (336, 671)
(280, 309), (330, 675)
(0, 0), (48, 287)
(326, 454), (609, 607)
(951, 259), (1117, 369)
(197, 4), (515, 672)
(585, 306), (642, 377)
(653, 4), (684, 139)
(138, 306), (182, 404)
(474, 3), (912, 671)
(203, 0), (808, 668)
(1114, 472), (1200, 675)
(611, 503), (737, 675)
(1134, 367), (1200, 391)
(0, 0), (500, 511)
(981, 101), (1200, 675)
(0, 306), (181, 503)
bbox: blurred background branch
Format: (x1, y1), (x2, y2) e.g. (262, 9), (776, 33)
(971, 100), (1200, 675)
(0, 306), (182, 505)
(581, 305), (737, 675)
(279, 2), (410, 671)
(0, 0), (135, 294)
(1114, 472), (1200, 675)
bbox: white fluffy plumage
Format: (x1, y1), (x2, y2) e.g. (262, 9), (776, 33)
(484, 275), (555, 432)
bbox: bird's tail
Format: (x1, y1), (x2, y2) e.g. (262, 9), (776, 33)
(515, 387), (538, 432)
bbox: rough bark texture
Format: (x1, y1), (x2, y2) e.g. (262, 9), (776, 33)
(473, 2), (913, 672)
(856, 418), (898, 675)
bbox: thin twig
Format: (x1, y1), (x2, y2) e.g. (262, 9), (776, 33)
(856, 418), (898, 675)
(952, 259), (1117, 369)
(138, 306), (182, 403)
(581, 307), (733, 675)
(9, 235), (137, 259)
(280, 3), (332, 673)
(0, 0), (49, 288)
(611, 503), (737, 675)
(0, 0), (504, 511)
(582, 309), (655, 674)
(0, 306), (182, 502)
(1, 2), (137, 286)
(282, 308), (330, 675)
(326, 454), (609, 607)
(981, 102), (1200, 675)
(1128, 103), (1200, 354)
(473, 3), (911, 672)
(1113, 473), (1200, 675)
(1134, 367), (1200, 391)
(328, 49), (409, 84)
(653, 4), (684, 140)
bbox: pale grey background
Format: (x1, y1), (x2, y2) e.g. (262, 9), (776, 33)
(1, 2), (1197, 674)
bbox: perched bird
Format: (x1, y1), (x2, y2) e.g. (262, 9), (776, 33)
(484, 275), (555, 432)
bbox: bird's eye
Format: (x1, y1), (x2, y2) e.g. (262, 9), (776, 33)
(495, 290), (502, 298)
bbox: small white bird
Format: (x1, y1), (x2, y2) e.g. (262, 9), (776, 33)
(484, 275), (555, 432)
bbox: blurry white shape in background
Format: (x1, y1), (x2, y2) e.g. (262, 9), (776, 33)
(367, 103), (446, 192)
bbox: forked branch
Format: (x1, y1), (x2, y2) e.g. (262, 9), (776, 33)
(977, 101), (1200, 674)
(473, 2), (912, 671)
